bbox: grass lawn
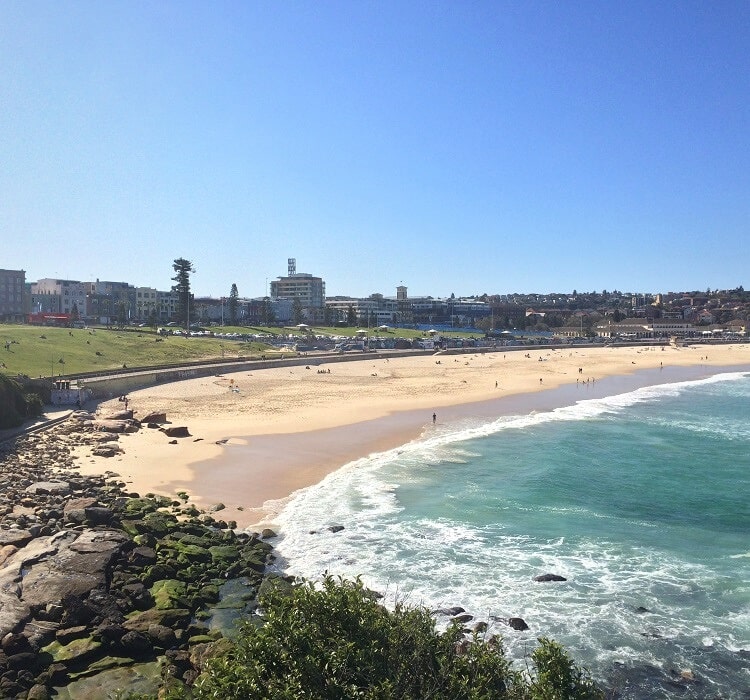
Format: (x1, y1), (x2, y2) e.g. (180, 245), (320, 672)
(0, 325), (273, 379)
(0, 323), (483, 379)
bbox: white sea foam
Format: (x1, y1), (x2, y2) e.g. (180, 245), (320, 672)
(270, 370), (750, 695)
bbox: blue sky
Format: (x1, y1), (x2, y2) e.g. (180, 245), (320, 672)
(2, 1), (748, 299)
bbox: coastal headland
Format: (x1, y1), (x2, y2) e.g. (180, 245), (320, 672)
(74, 343), (750, 530)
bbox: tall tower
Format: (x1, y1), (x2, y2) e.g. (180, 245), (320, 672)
(288, 258), (296, 276)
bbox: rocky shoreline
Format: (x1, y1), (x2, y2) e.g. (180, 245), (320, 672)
(0, 409), (280, 699)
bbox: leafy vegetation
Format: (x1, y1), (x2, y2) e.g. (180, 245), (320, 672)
(0, 373), (45, 428)
(172, 257), (196, 327)
(164, 576), (602, 700)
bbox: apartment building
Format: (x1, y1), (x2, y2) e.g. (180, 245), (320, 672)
(269, 258), (326, 310)
(31, 278), (88, 316)
(0, 269), (26, 321)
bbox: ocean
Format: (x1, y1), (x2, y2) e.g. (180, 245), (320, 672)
(272, 370), (750, 698)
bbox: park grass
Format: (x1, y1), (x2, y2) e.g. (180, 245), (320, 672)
(0, 325), (274, 379)
(0, 323), (482, 379)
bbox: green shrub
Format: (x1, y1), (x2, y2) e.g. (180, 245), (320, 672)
(0, 374), (43, 428)
(171, 575), (602, 700)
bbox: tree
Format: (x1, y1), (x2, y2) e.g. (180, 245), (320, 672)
(227, 283), (239, 325)
(291, 297), (303, 325)
(171, 258), (195, 328)
(70, 302), (80, 324)
(262, 297), (275, 325)
(182, 575), (602, 700)
(346, 304), (357, 327)
(116, 301), (127, 328)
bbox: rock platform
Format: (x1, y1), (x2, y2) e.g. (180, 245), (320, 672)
(0, 411), (276, 699)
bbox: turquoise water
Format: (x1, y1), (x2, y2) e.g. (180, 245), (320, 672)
(273, 372), (750, 697)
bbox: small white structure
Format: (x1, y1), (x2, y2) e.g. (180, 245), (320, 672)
(50, 380), (90, 406)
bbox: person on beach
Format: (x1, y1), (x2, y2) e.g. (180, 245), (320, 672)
(432, 413), (436, 424)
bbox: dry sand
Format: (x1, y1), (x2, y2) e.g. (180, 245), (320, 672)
(73, 343), (750, 529)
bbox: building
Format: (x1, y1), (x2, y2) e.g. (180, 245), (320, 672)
(0, 269), (26, 321)
(135, 287), (160, 321)
(32, 278), (88, 317)
(325, 295), (400, 326)
(85, 280), (135, 324)
(269, 258), (326, 318)
(156, 290), (179, 323)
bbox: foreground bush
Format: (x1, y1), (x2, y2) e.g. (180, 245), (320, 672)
(0, 373), (45, 428)
(173, 575), (602, 700)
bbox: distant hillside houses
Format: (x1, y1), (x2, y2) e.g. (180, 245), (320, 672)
(593, 318), (746, 339)
(3, 260), (749, 335)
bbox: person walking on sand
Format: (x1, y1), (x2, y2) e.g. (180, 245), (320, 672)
(432, 412), (436, 424)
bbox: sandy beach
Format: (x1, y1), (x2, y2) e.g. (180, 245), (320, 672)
(73, 343), (750, 529)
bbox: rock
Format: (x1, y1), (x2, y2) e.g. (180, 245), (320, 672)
(454, 613), (474, 624)
(64, 497), (98, 515)
(161, 426), (191, 438)
(209, 503), (225, 512)
(533, 573), (567, 582)
(0, 544), (18, 566)
(123, 607), (192, 633)
(328, 524), (345, 533)
(118, 630), (152, 658)
(129, 546), (157, 567)
(435, 606), (465, 617)
(147, 624), (176, 649)
(25, 481), (70, 496)
(0, 529), (35, 548)
(103, 410), (133, 421)
(17, 530), (130, 611)
(93, 420), (138, 434)
(6, 650), (37, 670)
(2, 632), (31, 654)
(91, 445), (121, 458)
(56, 625), (89, 644)
(507, 617), (529, 631)
(150, 580), (189, 610)
(42, 636), (102, 665)
(141, 411), (167, 424)
(261, 528), (277, 539)
(26, 684), (50, 700)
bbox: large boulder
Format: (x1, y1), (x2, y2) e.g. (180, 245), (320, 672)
(25, 481), (70, 496)
(13, 530), (129, 611)
(507, 617), (530, 631)
(161, 426), (191, 438)
(141, 411), (167, 424)
(532, 573), (567, 583)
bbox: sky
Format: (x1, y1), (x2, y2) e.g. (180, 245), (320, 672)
(2, 1), (749, 299)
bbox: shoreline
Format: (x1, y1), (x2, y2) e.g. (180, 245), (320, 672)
(73, 344), (750, 529)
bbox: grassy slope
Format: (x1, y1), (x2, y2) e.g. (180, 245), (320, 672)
(0, 325), (268, 378)
(0, 324), (482, 379)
